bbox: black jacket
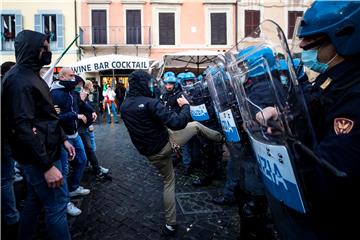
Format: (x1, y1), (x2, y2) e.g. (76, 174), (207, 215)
(159, 84), (183, 114)
(2, 30), (67, 172)
(121, 70), (190, 156)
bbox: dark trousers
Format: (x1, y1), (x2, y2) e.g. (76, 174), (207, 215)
(79, 129), (101, 175)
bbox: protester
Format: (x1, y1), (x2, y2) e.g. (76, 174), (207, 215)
(121, 70), (224, 236)
(2, 30), (75, 240)
(1, 61), (21, 238)
(51, 67), (91, 217)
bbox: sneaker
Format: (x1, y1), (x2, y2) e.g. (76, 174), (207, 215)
(67, 202), (82, 216)
(99, 166), (109, 174)
(162, 224), (177, 236)
(95, 172), (112, 181)
(69, 186), (90, 197)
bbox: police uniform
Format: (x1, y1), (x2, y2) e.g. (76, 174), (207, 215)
(303, 58), (360, 239)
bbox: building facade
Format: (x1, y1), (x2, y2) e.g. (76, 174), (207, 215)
(0, 0), (312, 84)
(0, 0), (78, 70)
(77, 0), (311, 86)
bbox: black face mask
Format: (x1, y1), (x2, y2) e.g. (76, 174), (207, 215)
(40, 51), (52, 66)
(59, 79), (77, 90)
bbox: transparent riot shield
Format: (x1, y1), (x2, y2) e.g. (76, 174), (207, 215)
(206, 61), (267, 204)
(182, 81), (220, 130)
(205, 65), (242, 142)
(225, 20), (317, 214)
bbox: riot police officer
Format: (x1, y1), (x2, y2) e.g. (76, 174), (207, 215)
(298, 2), (360, 239)
(258, 1), (360, 239)
(182, 72), (223, 186)
(160, 74), (183, 114)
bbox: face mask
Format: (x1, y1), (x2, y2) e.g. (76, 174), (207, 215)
(280, 75), (288, 85)
(40, 51), (52, 66)
(59, 78), (77, 90)
(301, 49), (337, 74)
(74, 86), (82, 93)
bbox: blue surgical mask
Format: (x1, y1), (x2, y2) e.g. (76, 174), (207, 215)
(280, 75), (288, 85)
(301, 49), (328, 73)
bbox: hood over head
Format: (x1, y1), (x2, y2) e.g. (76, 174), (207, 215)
(15, 30), (50, 71)
(127, 70), (154, 97)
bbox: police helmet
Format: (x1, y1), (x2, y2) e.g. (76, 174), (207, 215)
(197, 74), (204, 81)
(298, 0), (360, 56)
(163, 75), (177, 84)
(163, 71), (175, 79)
(177, 72), (186, 82)
(184, 72), (196, 81)
(278, 58), (305, 79)
(236, 45), (276, 77)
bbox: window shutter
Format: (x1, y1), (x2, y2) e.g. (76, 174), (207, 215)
(15, 14), (23, 36)
(159, 13), (175, 45)
(56, 14), (64, 49)
(245, 10), (260, 37)
(126, 10), (141, 44)
(211, 13), (226, 45)
(34, 14), (42, 33)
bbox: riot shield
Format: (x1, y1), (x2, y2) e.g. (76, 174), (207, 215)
(182, 81), (220, 131)
(225, 20), (316, 215)
(205, 65), (242, 143)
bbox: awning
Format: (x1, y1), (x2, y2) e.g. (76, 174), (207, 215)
(163, 50), (223, 69)
(66, 54), (150, 74)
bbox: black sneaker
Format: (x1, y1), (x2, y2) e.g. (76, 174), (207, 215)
(162, 224), (177, 236)
(95, 172), (112, 181)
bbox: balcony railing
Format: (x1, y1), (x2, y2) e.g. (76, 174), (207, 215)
(79, 26), (151, 46)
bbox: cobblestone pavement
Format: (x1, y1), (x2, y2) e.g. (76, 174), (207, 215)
(35, 120), (241, 240)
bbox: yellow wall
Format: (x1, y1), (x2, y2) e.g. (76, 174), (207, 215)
(1, 0), (78, 65)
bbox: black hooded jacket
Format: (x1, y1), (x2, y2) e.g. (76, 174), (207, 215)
(120, 70), (191, 156)
(2, 30), (67, 172)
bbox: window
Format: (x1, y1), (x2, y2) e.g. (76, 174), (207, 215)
(288, 11), (303, 39)
(245, 10), (260, 37)
(126, 10), (141, 44)
(43, 15), (57, 41)
(92, 10), (107, 44)
(1, 14), (22, 51)
(211, 13), (227, 45)
(159, 13), (175, 45)
(35, 13), (64, 50)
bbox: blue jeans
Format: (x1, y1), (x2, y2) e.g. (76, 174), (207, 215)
(19, 158), (71, 240)
(88, 130), (96, 151)
(67, 135), (87, 191)
(223, 143), (241, 201)
(1, 143), (20, 225)
(105, 102), (119, 123)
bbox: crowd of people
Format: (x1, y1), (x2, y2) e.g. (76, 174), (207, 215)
(1, 1), (360, 239)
